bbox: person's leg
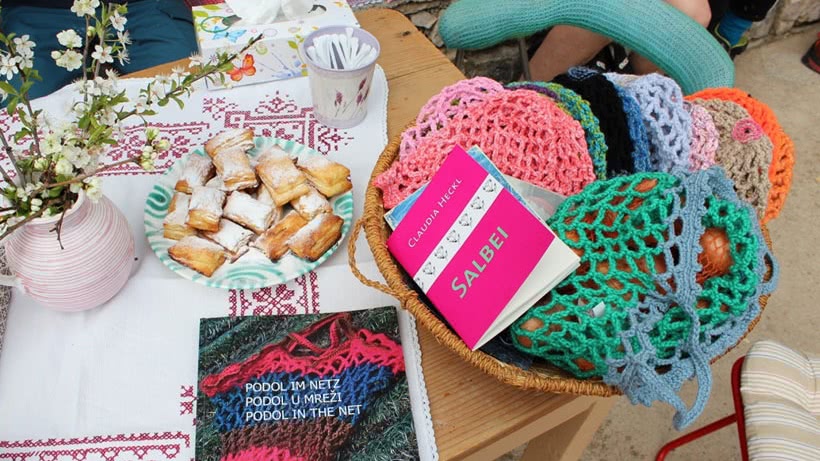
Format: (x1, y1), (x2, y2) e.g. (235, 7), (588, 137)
(529, 0), (712, 81)
(1, 5), (85, 99)
(528, 26), (611, 82)
(116, 0), (199, 74)
(719, 0), (777, 42)
(630, 0), (712, 74)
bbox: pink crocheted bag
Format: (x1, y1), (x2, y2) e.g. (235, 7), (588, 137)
(399, 77), (505, 159)
(685, 101), (719, 171)
(376, 89), (595, 209)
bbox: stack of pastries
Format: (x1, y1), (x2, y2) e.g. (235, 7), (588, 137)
(164, 129), (352, 277)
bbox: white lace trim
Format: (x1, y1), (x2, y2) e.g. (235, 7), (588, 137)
(399, 308), (439, 461)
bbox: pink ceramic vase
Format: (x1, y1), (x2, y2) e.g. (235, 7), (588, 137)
(0, 191), (135, 311)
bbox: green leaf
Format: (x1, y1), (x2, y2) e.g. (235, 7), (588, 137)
(201, 4), (222, 11)
(0, 81), (17, 96)
(13, 128), (30, 142)
(172, 95), (184, 110)
(48, 186), (64, 198)
(288, 41), (298, 49)
(192, 10), (209, 19)
(157, 99), (168, 107)
(6, 97), (19, 115)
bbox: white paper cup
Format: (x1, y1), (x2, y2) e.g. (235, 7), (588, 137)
(302, 26), (380, 129)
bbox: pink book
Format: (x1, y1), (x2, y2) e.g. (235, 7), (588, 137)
(387, 145), (579, 350)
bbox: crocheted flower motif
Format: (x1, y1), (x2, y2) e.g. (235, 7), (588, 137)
(684, 101), (719, 171)
(732, 118), (764, 143)
(375, 89), (595, 209)
(199, 314), (406, 461)
(607, 73), (692, 173)
(687, 88), (794, 224)
(512, 168), (777, 429)
(507, 81), (609, 180)
(691, 98), (773, 220)
(553, 70), (636, 177)
(399, 77), (504, 159)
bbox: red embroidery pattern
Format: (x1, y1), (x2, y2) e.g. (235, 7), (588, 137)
(0, 431), (190, 461)
(100, 122), (212, 177)
(228, 272), (320, 316)
(203, 92), (351, 155)
(179, 385), (197, 428)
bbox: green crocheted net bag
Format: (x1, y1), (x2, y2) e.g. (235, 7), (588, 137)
(511, 172), (764, 378)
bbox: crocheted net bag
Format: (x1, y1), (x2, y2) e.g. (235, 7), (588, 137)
(199, 314), (405, 461)
(399, 77), (504, 159)
(553, 69), (637, 176)
(510, 168), (778, 428)
(684, 101), (719, 171)
(373, 89), (596, 209)
(687, 88), (794, 223)
(691, 98), (773, 220)
(506, 81), (609, 180)
(607, 73), (692, 173)
(351, 112), (775, 399)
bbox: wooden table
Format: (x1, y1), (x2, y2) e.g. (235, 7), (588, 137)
(133, 8), (616, 461)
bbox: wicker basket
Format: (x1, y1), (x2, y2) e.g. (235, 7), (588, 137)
(348, 130), (773, 396)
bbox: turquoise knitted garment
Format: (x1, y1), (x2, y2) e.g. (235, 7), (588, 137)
(512, 168), (778, 429)
(437, 0), (734, 94)
(607, 73), (693, 173)
(506, 81), (608, 180)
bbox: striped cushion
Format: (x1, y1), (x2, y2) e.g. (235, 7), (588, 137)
(742, 340), (820, 460)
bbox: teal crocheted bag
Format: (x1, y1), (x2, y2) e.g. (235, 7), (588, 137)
(438, 0), (734, 94)
(511, 168), (778, 428)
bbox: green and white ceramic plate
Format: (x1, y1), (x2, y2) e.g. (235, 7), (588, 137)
(144, 137), (353, 290)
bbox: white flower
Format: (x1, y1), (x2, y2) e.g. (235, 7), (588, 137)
(63, 145), (92, 170)
(72, 100), (88, 117)
(148, 82), (167, 100)
(30, 198), (43, 212)
(0, 54), (19, 80)
(71, 0), (100, 17)
(99, 108), (117, 126)
(15, 187), (28, 200)
(56, 29), (82, 49)
(144, 127), (159, 141)
(41, 208), (53, 218)
(13, 35), (35, 57)
(188, 53), (205, 68)
(93, 76), (116, 97)
(69, 182), (83, 194)
(83, 177), (102, 202)
(41, 131), (64, 155)
(133, 94), (148, 113)
(91, 45), (114, 64)
(109, 10), (127, 32)
(170, 66), (189, 81)
(104, 68), (119, 84)
(53, 50), (83, 71)
(117, 31), (131, 46)
(55, 158), (74, 177)
(0, 86), (6, 102)
(116, 47), (129, 66)
(154, 138), (170, 152)
(33, 158), (49, 171)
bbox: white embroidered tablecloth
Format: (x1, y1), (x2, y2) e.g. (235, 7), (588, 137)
(0, 68), (437, 461)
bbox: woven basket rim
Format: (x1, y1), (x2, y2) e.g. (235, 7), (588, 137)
(356, 124), (772, 396)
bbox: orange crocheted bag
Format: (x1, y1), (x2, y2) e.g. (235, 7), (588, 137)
(686, 88), (794, 223)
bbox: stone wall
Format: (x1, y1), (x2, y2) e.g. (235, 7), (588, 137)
(380, 0), (820, 82)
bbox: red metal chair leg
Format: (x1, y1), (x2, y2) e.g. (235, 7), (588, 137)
(655, 356), (749, 461)
(655, 413), (738, 461)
